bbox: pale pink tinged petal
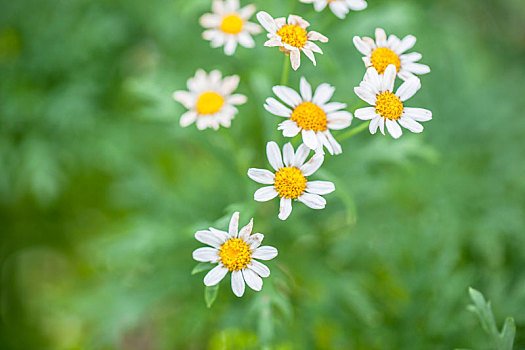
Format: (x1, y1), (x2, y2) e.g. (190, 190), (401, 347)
(272, 85), (303, 108)
(298, 192), (326, 209)
(221, 75), (240, 94)
(312, 83), (335, 105)
(395, 35), (416, 55)
(228, 94), (247, 105)
(274, 17), (286, 28)
(301, 129), (319, 150)
(231, 270), (245, 297)
(396, 77), (421, 101)
(238, 4), (256, 19)
(290, 49), (301, 71)
(322, 102), (346, 113)
(256, 11), (277, 33)
(193, 247), (219, 262)
(265, 97), (293, 117)
(355, 107), (378, 121)
(300, 154), (324, 176)
(353, 36), (372, 55)
(403, 108), (432, 121)
(369, 116), (381, 134)
(364, 67), (381, 94)
(266, 141), (284, 171)
(354, 86), (376, 105)
(375, 28), (387, 46)
(398, 116), (424, 133)
(264, 37), (282, 47)
(199, 14), (221, 28)
(203, 264), (228, 286)
(282, 42), (295, 51)
(172, 91), (194, 109)
(306, 180), (335, 195)
(209, 228), (231, 243)
(244, 21), (262, 34)
(253, 246), (278, 260)
(400, 52), (422, 63)
(362, 36), (376, 50)
(243, 268), (263, 291)
(278, 120), (301, 137)
(329, 1), (349, 19)
(385, 119), (402, 139)
(278, 197), (292, 220)
(179, 111), (197, 127)
(346, 0), (367, 10)
(302, 48), (317, 66)
(224, 37), (238, 55)
(288, 14), (310, 28)
(247, 168), (275, 184)
(404, 62), (431, 75)
(282, 142), (294, 166)
(237, 32), (255, 48)
(305, 41), (323, 53)
(195, 230), (225, 248)
(381, 64), (397, 92)
(300, 77), (313, 101)
(212, 0), (225, 15)
(317, 131), (334, 155)
(238, 218), (253, 241)
(249, 260), (270, 277)
(228, 212), (240, 237)
(327, 111), (353, 129)
(308, 31), (328, 42)
(247, 233), (264, 249)
(254, 186), (278, 202)
(293, 143), (310, 167)
(387, 34), (401, 52)
(325, 131), (342, 154)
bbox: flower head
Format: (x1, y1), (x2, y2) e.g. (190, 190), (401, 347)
(192, 212), (278, 297)
(200, 0), (262, 55)
(172, 69), (247, 130)
(354, 64), (432, 138)
(353, 28), (430, 81)
(248, 142), (335, 220)
(300, 0), (367, 19)
(264, 77), (352, 155)
(256, 12), (328, 70)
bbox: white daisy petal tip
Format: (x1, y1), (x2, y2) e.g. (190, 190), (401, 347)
(304, 0), (367, 18)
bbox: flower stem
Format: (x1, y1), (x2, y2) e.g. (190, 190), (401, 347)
(280, 54), (290, 86)
(336, 121), (370, 142)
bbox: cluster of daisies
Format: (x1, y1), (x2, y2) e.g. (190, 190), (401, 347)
(173, 0), (432, 297)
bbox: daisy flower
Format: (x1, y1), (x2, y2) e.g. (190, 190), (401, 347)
(354, 64), (432, 139)
(264, 77), (352, 155)
(353, 28), (430, 81)
(256, 11), (328, 70)
(300, 0), (367, 19)
(248, 141), (335, 220)
(172, 69), (247, 130)
(199, 0), (262, 56)
(192, 212), (278, 297)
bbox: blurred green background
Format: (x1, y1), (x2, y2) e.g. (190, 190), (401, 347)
(1, 0), (524, 349)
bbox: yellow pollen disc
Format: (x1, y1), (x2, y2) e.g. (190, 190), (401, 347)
(370, 47), (401, 74)
(196, 91), (224, 115)
(375, 91), (404, 120)
(291, 102), (327, 132)
(274, 167), (307, 199)
(276, 24), (308, 49)
(219, 238), (252, 271)
(220, 14), (243, 35)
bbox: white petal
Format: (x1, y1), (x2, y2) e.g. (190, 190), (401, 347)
(395, 35), (416, 55)
(243, 268), (263, 291)
(293, 143), (310, 167)
(229, 211), (239, 237)
(302, 129), (319, 149)
(247, 233), (264, 249)
(239, 4), (256, 19)
(231, 270), (245, 297)
(195, 230), (226, 248)
(305, 41), (322, 54)
(221, 75), (240, 94)
(325, 131), (342, 155)
(254, 186), (278, 202)
(300, 77), (312, 101)
(253, 246), (278, 260)
(256, 11), (277, 33)
(378, 117), (385, 135)
(322, 102), (346, 113)
(385, 119), (402, 139)
(327, 111), (352, 129)
(400, 52), (422, 63)
(266, 141), (284, 171)
(329, 1), (349, 19)
(375, 28), (387, 46)
(199, 14), (221, 28)
(300, 154), (324, 176)
(306, 181), (335, 195)
(193, 247), (219, 262)
(238, 218), (253, 241)
(228, 94), (247, 105)
(278, 120), (301, 137)
(298, 192), (326, 209)
(302, 48), (316, 66)
(278, 197), (292, 220)
(179, 111), (197, 127)
(381, 65), (397, 92)
(369, 116), (381, 134)
(307, 31), (328, 42)
(237, 32), (255, 48)
(398, 116), (424, 133)
(346, 0), (367, 10)
(355, 107), (378, 120)
(272, 85), (303, 108)
(396, 78), (421, 101)
(353, 36), (372, 55)
(317, 131), (333, 155)
(363, 67), (381, 94)
(354, 86), (376, 105)
(403, 107), (432, 122)
(290, 49), (301, 71)
(212, 0), (225, 15)
(249, 260), (270, 277)
(283, 142), (294, 166)
(172, 90), (195, 109)
(404, 62), (431, 75)
(203, 264), (228, 286)
(265, 97), (292, 117)
(312, 84), (335, 105)
(247, 168), (275, 184)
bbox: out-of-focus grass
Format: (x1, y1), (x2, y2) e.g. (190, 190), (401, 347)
(0, 0), (524, 349)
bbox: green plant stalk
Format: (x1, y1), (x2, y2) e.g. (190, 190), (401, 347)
(336, 121), (370, 142)
(280, 53), (290, 86)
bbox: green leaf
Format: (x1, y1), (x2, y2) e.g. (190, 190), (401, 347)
(191, 262), (214, 275)
(500, 317), (516, 350)
(205, 284), (219, 308)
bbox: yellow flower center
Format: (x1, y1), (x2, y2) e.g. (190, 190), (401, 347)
(277, 24), (308, 49)
(375, 91), (404, 120)
(220, 14), (243, 35)
(274, 167), (307, 199)
(291, 102), (327, 132)
(196, 91), (224, 115)
(370, 47), (401, 74)
(219, 238), (252, 271)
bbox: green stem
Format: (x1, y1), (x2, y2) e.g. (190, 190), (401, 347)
(280, 54), (290, 86)
(336, 121), (370, 142)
